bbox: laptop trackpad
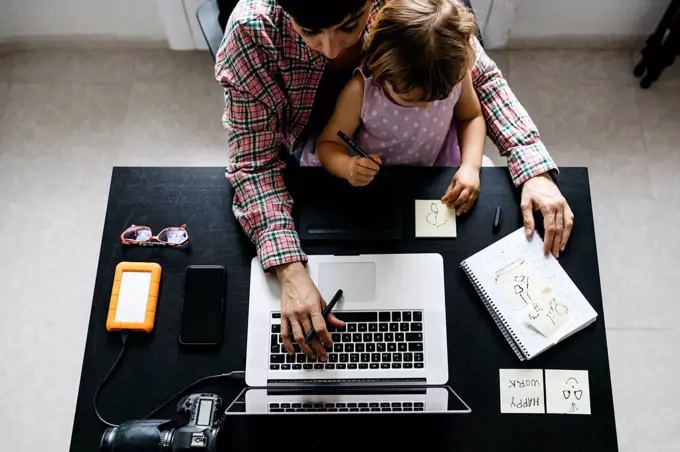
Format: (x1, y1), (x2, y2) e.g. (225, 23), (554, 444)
(318, 262), (376, 303)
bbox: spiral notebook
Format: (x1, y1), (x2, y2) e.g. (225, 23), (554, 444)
(461, 228), (597, 361)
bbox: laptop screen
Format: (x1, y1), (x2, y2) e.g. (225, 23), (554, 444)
(224, 385), (470, 414)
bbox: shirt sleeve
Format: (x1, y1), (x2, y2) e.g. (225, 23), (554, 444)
(470, 40), (558, 186)
(215, 19), (307, 270)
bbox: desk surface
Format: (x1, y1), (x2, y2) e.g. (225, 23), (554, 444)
(69, 167), (617, 452)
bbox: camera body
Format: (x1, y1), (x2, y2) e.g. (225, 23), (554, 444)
(101, 393), (223, 452)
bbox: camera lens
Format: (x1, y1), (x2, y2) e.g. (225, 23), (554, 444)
(99, 427), (117, 452)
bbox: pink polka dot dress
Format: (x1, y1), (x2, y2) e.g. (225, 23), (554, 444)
(300, 68), (462, 167)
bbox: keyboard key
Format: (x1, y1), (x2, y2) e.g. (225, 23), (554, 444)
(403, 312), (412, 322)
(340, 354), (349, 363)
(340, 408), (349, 412)
(395, 333), (404, 342)
(409, 343), (424, 352)
(336, 325), (346, 333)
(271, 324), (281, 333)
(281, 403), (291, 409)
(303, 403), (314, 408)
(293, 344), (301, 353)
(380, 402), (390, 408)
(372, 353), (381, 362)
(342, 333), (351, 342)
(286, 354), (295, 363)
(392, 407), (402, 412)
(336, 364), (347, 369)
(353, 333), (362, 342)
(388, 343), (396, 352)
(414, 312), (423, 321)
(271, 344), (280, 354)
(347, 403), (357, 408)
(382, 353), (391, 362)
(390, 323), (399, 332)
(400, 323), (410, 332)
(271, 355), (285, 363)
(350, 354), (360, 362)
(359, 353), (369, 362)
(414, 402), (424, 408)
(272, 313), (281, 319)
(332, 333), (341, 343)
(308, 356), (317, 363)
(377, 343), (386, 352)
(297, 354), (307, 363)
(381, 363), (390, 369)
(314, 403), (324, 408)
(270, 403), (280, 408)
(359, 363), (368, 369)
(404, 353), (413, 361)
(293, 364), (302, 370)
(415, 407), (424, 411)
(392, 402), (402, 407)
(345, 344), (354, 353)
(325, 364), (335, 369)
(415, 363), (424, 368)
(382, 407), (392, 412)
(415, 353), (424, 362)
(366, 343), (376, 352)
(328, 408), (338, 412)
(329, 354), (338, 363)
(392, 363), (402, 369)
(358, 323), (367, 332)
(403, 402), (412, 408)
(404, 407), (413, 412)
(379, 312), (391, 322)
(271, 335), (278, 347)
(370, 408), (380, 412)
(385, 333), (394, 342)
(314, 364), (324, 369)
(356, 343), (365, 352)
(336, 312), (378, 323)
(374, 333), (384, 342)
(270, 365), (280, 370)
(406, 333), (423, 342)
(379, 323), (388, 332)
(398, 343), (407, 352)
(348, 363), (358, 369)
(350, 408), (359, 412)
(348, 324), (357, 332)
(393, 353), (402, 361)
(411, 322), (423, 332)
(403, 363), (413, 369)
(370, 363), (379, 369)
(368, 402), (379, 408)
(369, 323), (378, 332)
(336, 403), (346, 408)
(271, 408), (284, 412)
(334, 344), (343, 353)
(360, 408), (370, 412)
(303, 364), (313, 369)
(392, 312), (401, 322)
(363, 333), (372, 342)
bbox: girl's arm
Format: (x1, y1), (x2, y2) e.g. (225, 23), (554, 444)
(454, 71), (486, 169)
(316, 74), (380, 184)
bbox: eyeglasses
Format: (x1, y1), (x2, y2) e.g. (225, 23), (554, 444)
(120, 224), (189, 248)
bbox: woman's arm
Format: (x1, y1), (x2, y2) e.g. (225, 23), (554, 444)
(454, 71), (486, 169)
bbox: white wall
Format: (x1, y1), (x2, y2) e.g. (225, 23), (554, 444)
(0, 0), (166, 40)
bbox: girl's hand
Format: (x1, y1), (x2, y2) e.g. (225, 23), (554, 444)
(441, 164), (481, 215)
(346, 154), (382, 187)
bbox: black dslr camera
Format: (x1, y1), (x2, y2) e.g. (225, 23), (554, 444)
(101, 393), (223, 452)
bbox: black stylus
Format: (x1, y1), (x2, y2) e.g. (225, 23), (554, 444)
(336, 130), (385, 175)
(304, 289), (343, 344)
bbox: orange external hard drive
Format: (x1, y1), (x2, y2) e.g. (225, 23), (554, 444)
(106, 262), (161, 332)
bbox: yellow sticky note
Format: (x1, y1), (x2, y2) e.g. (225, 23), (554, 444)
(415, 200), (457, 238)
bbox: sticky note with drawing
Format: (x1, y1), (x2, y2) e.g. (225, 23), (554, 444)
(499, 369), (545, 413)
(522, 288), (576, 341)
(414, 200), (456, 238)
(494, 259), (549, 310)
(545, 369), (591, 415)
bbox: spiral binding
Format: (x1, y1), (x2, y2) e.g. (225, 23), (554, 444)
(460, 262), (528, 361)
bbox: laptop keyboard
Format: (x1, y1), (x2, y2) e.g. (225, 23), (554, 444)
(269, 311), (425, 371)
(269, 401), (425, 412)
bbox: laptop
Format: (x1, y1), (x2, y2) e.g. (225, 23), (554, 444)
(238, 253), (470, 415)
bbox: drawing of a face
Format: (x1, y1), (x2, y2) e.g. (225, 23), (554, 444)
(563, 377), (583, 413)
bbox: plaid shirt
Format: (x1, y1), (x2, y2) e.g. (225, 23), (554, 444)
(215, 0), (557, 270)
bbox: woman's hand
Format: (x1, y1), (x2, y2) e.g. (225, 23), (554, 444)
(441, 164), (481, 215)
(346, 154), (382, 186)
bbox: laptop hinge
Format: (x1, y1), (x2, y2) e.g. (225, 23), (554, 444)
(266, 378), (427, 388)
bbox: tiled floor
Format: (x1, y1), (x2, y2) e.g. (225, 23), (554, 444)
(0, 49), (678, 451)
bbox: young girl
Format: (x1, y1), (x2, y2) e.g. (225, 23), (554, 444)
(300, 0), (486, 215)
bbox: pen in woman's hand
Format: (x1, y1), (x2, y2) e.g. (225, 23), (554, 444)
(304, 289), (343, 344)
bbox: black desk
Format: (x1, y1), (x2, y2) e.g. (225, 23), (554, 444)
(69, 167), (617, 452)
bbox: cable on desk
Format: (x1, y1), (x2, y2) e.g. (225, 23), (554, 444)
(93, 330), (131, 427)
(144, 370), (245, 419)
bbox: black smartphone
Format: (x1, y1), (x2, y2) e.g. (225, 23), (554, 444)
(179, 265), (226, 346)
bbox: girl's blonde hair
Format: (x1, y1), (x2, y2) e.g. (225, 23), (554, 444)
(364, 0), (478, 102)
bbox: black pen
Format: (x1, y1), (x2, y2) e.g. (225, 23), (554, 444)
(336, 130), (383, 170)
(304, 289), (343, 344)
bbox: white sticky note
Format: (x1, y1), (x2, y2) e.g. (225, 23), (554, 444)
(545, 370), (591, 415)
(499, 369), (545, 413)
(415, 200), (457, 238)
(523, 289), (576, 340)
(495, 259), (549, 311)
(115, 271), (151, 323)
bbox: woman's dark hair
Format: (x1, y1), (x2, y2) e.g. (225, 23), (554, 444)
(277, 0), (369, 30)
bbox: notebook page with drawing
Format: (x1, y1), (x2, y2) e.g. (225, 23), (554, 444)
(460, 228), (597, 360)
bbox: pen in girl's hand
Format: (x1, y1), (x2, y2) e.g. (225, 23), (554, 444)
(304, 289), (344, 344)
(337, 131), (382, 169)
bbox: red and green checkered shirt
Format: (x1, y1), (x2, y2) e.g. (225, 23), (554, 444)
(215, 0), (557, 270)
